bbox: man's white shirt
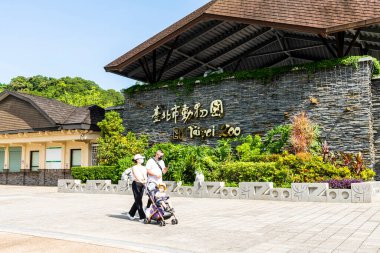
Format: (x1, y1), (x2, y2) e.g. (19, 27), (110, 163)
(146, 158), (166, 184)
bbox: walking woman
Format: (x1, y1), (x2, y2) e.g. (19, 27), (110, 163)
(126, 154), (147, 222)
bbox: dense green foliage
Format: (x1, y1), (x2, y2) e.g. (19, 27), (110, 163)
(73, 135), (376, 187)
(124, 56), (380, 95)
(71, 166), (121, 184)
(214, 154), (375, 188)
(97, 111), (148, 166)
(0, 75), (124, 108)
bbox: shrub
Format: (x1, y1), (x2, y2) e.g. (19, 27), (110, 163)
(236, 135), (262, 161)
(250, 154), (283, 163)
(216, 162), (282, 186)
(262, 124), (291, 154)
(290, 112), (317, 154)
(71, 166), (122, 184)
(278, 155), (352, 183)
(360, 168), (376, 181)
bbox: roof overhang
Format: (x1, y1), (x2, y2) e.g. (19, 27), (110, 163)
(105, 0), (380, 83)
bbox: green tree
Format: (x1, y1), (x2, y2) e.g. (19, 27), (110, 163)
(97, 111), (148, 166)
(5, 75), (124, 108)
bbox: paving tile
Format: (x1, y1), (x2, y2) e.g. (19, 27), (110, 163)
(0, 186), (380, 253)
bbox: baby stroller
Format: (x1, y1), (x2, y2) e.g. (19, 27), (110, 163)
(144, 181), (178, 227)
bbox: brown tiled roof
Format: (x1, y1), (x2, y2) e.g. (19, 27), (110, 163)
(105, 0), (380, 70)
(0, 91), (104, 127)
(205, 0), (380, 33)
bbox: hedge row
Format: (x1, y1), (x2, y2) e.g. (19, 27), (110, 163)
(71, 166), (122, 184)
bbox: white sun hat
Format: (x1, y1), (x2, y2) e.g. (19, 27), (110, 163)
(133, 154), (145, 161)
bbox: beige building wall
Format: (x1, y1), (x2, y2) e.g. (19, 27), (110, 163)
(0, 130), (100, 170)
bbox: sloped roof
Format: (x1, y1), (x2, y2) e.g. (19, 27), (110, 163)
(0, 90), (105, 129)
(105, 0), (380, 83)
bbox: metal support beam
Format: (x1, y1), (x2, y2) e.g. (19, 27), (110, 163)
(157, 36), (179, 82)
(124, 20), (224, 75)
(161, 23), (249, 75)
(152, 49), (157, 83)
(246, 44), (325, 58)
(344, 29), (361, 56)
(266, 54), (289, 68)
(221, 37), (278, 70)
(335, 32), (345, 57)
(162, 45), (217, 70)
(139, 59), (152, 83)
(202, 27), (272, 64)
(143, 56), (153, 83)
(275, 30), (294, 65)
(360, 43), (369, 55)
(318, 34), (337, 58)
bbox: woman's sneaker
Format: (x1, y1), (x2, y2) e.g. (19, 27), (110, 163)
(126, 213), (134, 220)
(139, 219), (145, 223)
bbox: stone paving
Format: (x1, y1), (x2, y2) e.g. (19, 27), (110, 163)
(0, 185), (379, 253)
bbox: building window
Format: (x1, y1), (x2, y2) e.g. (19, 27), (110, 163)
(0, 148), (4, 172)
(91, 144), (99, 166)
(70, 149), (81, 168)
(30, 151), (39, 171)
(46, 147), (61, 169)
(9, 147), (21, 172)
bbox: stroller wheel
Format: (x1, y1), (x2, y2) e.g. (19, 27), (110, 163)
(171, 219), (176, 225)
(159, 220), (165, 227)
(174, 219), (178, 225)
(143, 218), (149, 224)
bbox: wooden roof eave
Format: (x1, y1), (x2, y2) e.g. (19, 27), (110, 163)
(325, 17), (380, 34)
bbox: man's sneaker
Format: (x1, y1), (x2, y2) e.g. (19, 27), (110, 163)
(139, 218), (145, 223)
(126, 213), (133, 220)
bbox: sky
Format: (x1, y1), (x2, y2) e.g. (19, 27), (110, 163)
(0, 0), (210, 91)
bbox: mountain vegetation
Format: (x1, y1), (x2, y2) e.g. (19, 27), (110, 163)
(0, 75), (124, 108)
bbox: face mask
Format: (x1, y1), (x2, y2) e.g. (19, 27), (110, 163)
(138, 159), (144, 164)
(158, 156), (163, 160)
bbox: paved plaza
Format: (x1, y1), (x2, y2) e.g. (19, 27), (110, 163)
(0, 186), (379, 253)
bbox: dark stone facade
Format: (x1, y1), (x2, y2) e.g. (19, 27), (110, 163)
(123, 59), (380, 179)
(0, 170), (72, 186)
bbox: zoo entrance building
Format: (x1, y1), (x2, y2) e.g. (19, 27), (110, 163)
(105, 0), (380, 179)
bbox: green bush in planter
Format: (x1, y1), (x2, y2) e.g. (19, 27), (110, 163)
(71, 166), (122, 184)
(216, 162), (279, 185)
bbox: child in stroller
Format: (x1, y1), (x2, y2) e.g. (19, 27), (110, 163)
(144, 181), (178, 226)
(155, 183), (174, 212)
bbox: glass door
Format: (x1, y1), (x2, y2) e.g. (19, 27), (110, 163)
(30, 151), (39, 171)
(70, 149), (81, 168)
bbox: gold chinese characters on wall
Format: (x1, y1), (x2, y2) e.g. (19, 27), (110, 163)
(151, 100), (241, 140)
(152, 100), (224, 124)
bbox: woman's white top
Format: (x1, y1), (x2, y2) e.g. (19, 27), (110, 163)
(131, 165), (147, 184)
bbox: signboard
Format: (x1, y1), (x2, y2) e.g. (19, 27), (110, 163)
(151, 100), (241, 141)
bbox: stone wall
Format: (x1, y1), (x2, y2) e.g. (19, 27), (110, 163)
(0, 170), (72, 186)
(372, 79), (380, 180)
(124, 59), (376, 165)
